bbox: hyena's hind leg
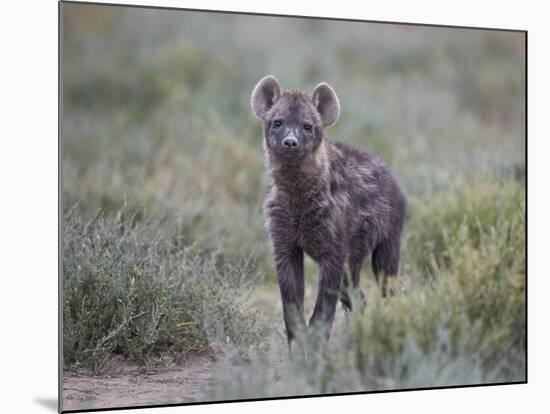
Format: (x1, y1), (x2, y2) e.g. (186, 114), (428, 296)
(371, 238), (401, 297)
(340, 259), (366, 311)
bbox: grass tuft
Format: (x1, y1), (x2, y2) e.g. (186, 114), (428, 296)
(63, 206), (263, 374)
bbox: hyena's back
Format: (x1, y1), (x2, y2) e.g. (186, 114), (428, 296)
(325, 140), (406, 286)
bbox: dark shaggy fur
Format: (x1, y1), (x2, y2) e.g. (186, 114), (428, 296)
(251, 75), (406, 345)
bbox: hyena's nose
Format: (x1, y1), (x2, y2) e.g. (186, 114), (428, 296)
(282, 136), (299, 148)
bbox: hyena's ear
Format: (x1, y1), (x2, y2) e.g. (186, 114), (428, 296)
(251, 75), (282, 120)
(312, 82), (340, 127)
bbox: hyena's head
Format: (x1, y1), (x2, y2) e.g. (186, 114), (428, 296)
(251, 75), (340, 164)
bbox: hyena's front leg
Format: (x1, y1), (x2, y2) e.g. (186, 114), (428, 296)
(274, 246), (305, 346)
(308, 257), (344, 341)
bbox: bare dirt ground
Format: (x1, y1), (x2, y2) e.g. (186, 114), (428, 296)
(62, 351), (217, 411)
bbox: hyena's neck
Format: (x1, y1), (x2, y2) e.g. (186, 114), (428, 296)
(268, 141), (330, 197)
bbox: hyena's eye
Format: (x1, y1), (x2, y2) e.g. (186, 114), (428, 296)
(303, 123), (313, 132)
(273, 119), (283, 129)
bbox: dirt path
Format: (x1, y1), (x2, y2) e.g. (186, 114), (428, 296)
(62, 288), (293, 411)
(62, 351), (217, 411)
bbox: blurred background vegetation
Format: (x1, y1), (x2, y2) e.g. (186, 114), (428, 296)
(62, 2), (525, 400)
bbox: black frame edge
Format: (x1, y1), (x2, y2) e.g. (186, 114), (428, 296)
(59, 0), (527, 33)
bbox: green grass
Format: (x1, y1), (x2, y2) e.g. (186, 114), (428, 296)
(63, 206), (264, 374)
(62, 2), (525, 395)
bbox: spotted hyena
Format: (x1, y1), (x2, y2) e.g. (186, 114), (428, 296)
(251, 75), (406, 345)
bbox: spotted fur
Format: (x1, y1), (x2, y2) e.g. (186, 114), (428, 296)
(251, 75), (406, 344)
